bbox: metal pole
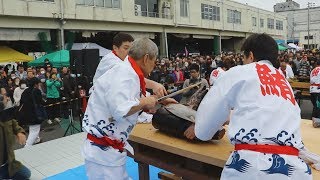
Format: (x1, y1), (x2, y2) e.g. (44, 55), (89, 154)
(307, 2), (310, 50)
(60, 0), (65, 50)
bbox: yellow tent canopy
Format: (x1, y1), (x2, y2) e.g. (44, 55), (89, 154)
(0, 46), (33, 62)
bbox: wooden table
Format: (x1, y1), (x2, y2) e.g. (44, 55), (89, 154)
(289, 81), (311, 102)
(128, 120), (320, 180)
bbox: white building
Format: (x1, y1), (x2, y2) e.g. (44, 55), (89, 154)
(0, 0), (287, 56)
(275, 1), (320, 49)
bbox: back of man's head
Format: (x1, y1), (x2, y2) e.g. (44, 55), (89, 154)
(241, 33), (279, 68)
(129, 38), (158, 61)
(113, 33), (134, 48)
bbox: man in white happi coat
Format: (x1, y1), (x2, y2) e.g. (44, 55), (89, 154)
(92, 32), (167, 97)
(209, 57), (235, 86)
(310, 60), (320, 128)
(185, 33), (319, 179)
(82, 38), (176, 180)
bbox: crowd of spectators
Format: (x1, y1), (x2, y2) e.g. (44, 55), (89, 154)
(0, 59), (89, 126)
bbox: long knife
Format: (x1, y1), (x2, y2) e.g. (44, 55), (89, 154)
(157, 82), (202, 102)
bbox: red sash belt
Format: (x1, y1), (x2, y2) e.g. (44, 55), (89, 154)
(235, 144), (299, 156)
(87, 133), (125, 152)
(311, 83), (320, 87)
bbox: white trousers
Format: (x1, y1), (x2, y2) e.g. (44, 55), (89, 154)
(25, 124), (41, 147)
(85, 160), (131, 180)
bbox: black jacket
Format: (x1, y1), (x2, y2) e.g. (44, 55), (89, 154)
(19, 88), (44, 125)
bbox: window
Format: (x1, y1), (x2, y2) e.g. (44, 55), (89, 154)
(267, 18), (274, 29)
(252, 17), (257, 26)
(76, 0), (121, 8)
(180, 0), (189, 17)
(135, 0), (159, 17)
(304, 35), (313, 40)
(227, 9), (241, 24)
(276, 20), (283, 30)
(260, 18), (264, 28)
(201, 4), (220, 21)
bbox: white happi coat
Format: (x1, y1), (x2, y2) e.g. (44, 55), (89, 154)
(92, 51), (123, 85)
(209, 67), (225, 86)
(310, 66), (320, 93)
(195, 60), (312, 180)
(82, 62), (141, 167)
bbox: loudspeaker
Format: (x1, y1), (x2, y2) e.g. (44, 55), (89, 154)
(82, 49), (100, 83)
(70, 50), (83, 74)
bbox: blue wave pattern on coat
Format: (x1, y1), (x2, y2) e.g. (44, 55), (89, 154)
(261, 154), (295, 176)
(230, 128), (259, 144)
(305, 163), (312, 175)
(226, 151), (251, 173)
(264, 130), (299, 147)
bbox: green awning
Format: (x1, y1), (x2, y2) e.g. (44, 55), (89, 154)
(28, 50), (69, 67)
(278, 44), (287, 51)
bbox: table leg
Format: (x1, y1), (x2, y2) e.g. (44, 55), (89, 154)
(138, 161), (149, 180)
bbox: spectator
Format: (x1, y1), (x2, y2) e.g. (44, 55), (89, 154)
(19, 78), (45, 146)
(182, 63), (209, 102)
(0, 88), (13, 109)
(46, 73), (62, 124)
(13, 80), (27, 107)
(279, 60), (294, 79)
(15, 65), (27, 80)
(44, 58), (53, 68)
(299, 55), (310, 77)
(0, 94), (31, 180)
(51, 67), (60, 79)
(5, 78), (15, 102)
(26, 71), (35, 87)
(174, 66), (185, 83)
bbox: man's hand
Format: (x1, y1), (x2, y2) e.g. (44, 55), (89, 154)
(184, 124), (196, 140)
(159, 98), (178, 106)
(141, 96), (158, 110)
(16, 133), (26, 145)
(152, 82), (167, 98)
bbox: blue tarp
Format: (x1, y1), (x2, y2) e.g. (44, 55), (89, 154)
(45, 157), (166, 180)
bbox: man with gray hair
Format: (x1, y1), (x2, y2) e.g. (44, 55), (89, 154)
(82, 38), (175, 179)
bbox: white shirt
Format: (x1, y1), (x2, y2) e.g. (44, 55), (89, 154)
(310, 66), (320, 93)
(13, 87), (27, 106)
(82, 62), (141, 166)
(195, 61), (308, 179)
(279, 64), (294, 79)
(209, 67), (225, 86)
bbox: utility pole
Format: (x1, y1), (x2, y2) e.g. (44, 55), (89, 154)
(307, 2), (315, 50)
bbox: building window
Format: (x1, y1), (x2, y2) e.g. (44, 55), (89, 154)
(276, 20), (283, 30)
(201, 4), (220, 21)
(135, 0), (159, 17)
(227, 9), (241, 24)
(252, 17), (257, 26)
(304, 35), (313, 40)
(76, 0), (121, 8)
(260, 18), (264, 28)
(267, 18), (274, 29)
(180, 0), (189, 17)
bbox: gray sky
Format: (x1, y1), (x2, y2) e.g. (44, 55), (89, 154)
(233, 0), (317, 11)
